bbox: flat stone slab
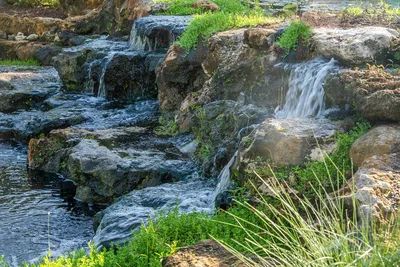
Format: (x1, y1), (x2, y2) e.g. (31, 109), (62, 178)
(0, 66), (61, 112)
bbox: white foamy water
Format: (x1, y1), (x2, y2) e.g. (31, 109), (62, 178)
(275, 58), (338, 119)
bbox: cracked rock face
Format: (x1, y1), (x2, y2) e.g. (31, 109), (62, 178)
(340, 153), (400, 223)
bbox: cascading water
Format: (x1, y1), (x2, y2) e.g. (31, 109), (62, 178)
(275, 58), (338, 119)
(97, 53), (116, 98)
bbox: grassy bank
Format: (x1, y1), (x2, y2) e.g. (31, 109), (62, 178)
(155, 0), (281, 50)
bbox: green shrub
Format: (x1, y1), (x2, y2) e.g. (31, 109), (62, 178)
(5, 0), (59, 7)
(0, 59), (41, 66)
(275, 21), (312, 53)
(153, 116), (179, 137)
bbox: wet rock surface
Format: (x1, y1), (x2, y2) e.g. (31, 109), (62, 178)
(0, 66), (61, 112)
(94, 179), (215, 248)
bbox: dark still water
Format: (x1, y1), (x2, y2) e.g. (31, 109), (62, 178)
(0, 140), (95, 266)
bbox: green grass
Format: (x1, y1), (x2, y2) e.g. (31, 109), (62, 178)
(16, 204), (268, 267)
(0, 59), (41, 66)
(275, 21), (312, 53)
(155, 0), (280, 50)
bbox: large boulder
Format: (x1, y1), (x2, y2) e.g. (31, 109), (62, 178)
(312, 27), (398, 65)
(350, 124), (400, 168)
(235, 118), (338, 166)
(162, 240), (246, 267)
(339, 153), (400, 223)
(324, 69), (400, 122)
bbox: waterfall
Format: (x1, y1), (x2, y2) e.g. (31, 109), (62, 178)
(213, 151), (238, 200)
(97, 53), (116, 98)
(129, 22), (154, 51)
(275, 58), (338, 119)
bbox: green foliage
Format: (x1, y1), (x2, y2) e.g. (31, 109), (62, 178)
(5, 0), (59, 7)
(0, 59), (41, 66)
(252, 121), (371, 199)
(156, 0), (279, 50)
(221, 173), (400, 266)
(275, 21), (312, 53)
(153, 116), (179, 137)
(26, 205), (267, 267)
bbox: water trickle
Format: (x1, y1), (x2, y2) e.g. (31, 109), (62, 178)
(213, 151), (238, 200)
(97, 53), (116, 98)
(275, 58), (338, 119)
(128, 15), (192, 51)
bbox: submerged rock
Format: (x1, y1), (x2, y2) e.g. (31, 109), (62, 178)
(312, 27), (398, 65)
(0, 66), (61, 112)
(350, 124), (400, 168)
(324, 69), (400, 122)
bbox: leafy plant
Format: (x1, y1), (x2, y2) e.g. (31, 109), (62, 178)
(154, 116), (179, 137)
(275, 21), (312, 53)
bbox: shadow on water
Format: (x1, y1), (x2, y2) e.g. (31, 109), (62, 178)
(0, 140), (102, 266)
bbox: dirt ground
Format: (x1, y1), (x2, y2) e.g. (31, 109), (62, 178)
(0, 1), (66, 18)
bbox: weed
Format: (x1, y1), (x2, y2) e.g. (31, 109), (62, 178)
(0, 59), (41, 66)
(275, 21), (312, 54)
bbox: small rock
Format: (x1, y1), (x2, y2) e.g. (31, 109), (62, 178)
(26, 34), (39, 41)
(7, 34), (15, 40)
(15, 32), (26, 41)
(0, 31), (6, 39)
(191, 0), (219, 11)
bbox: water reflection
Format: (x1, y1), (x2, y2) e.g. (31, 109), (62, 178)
(0, 140), (98, 266)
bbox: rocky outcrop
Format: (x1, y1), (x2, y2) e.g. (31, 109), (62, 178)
(339, 153), (399, 223)
(350, 124), (400, 168)
(0, 40), (62, 65)
(162, 240), (246, 267)
(0, 66), (61, 112)
(312, 27), (398, 65)
(157, 27), (286, 127)
(28, 127), (198, 203)
(324, 69), (400, 122)
(0, 13), (71, 36)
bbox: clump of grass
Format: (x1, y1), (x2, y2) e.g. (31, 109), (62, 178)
(219, 171), (400, 267)
(275, 20), (312, 53)
(341, 2), (400, 24)
(155, 0), (280, 50)
(0, 59), (41, 66)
